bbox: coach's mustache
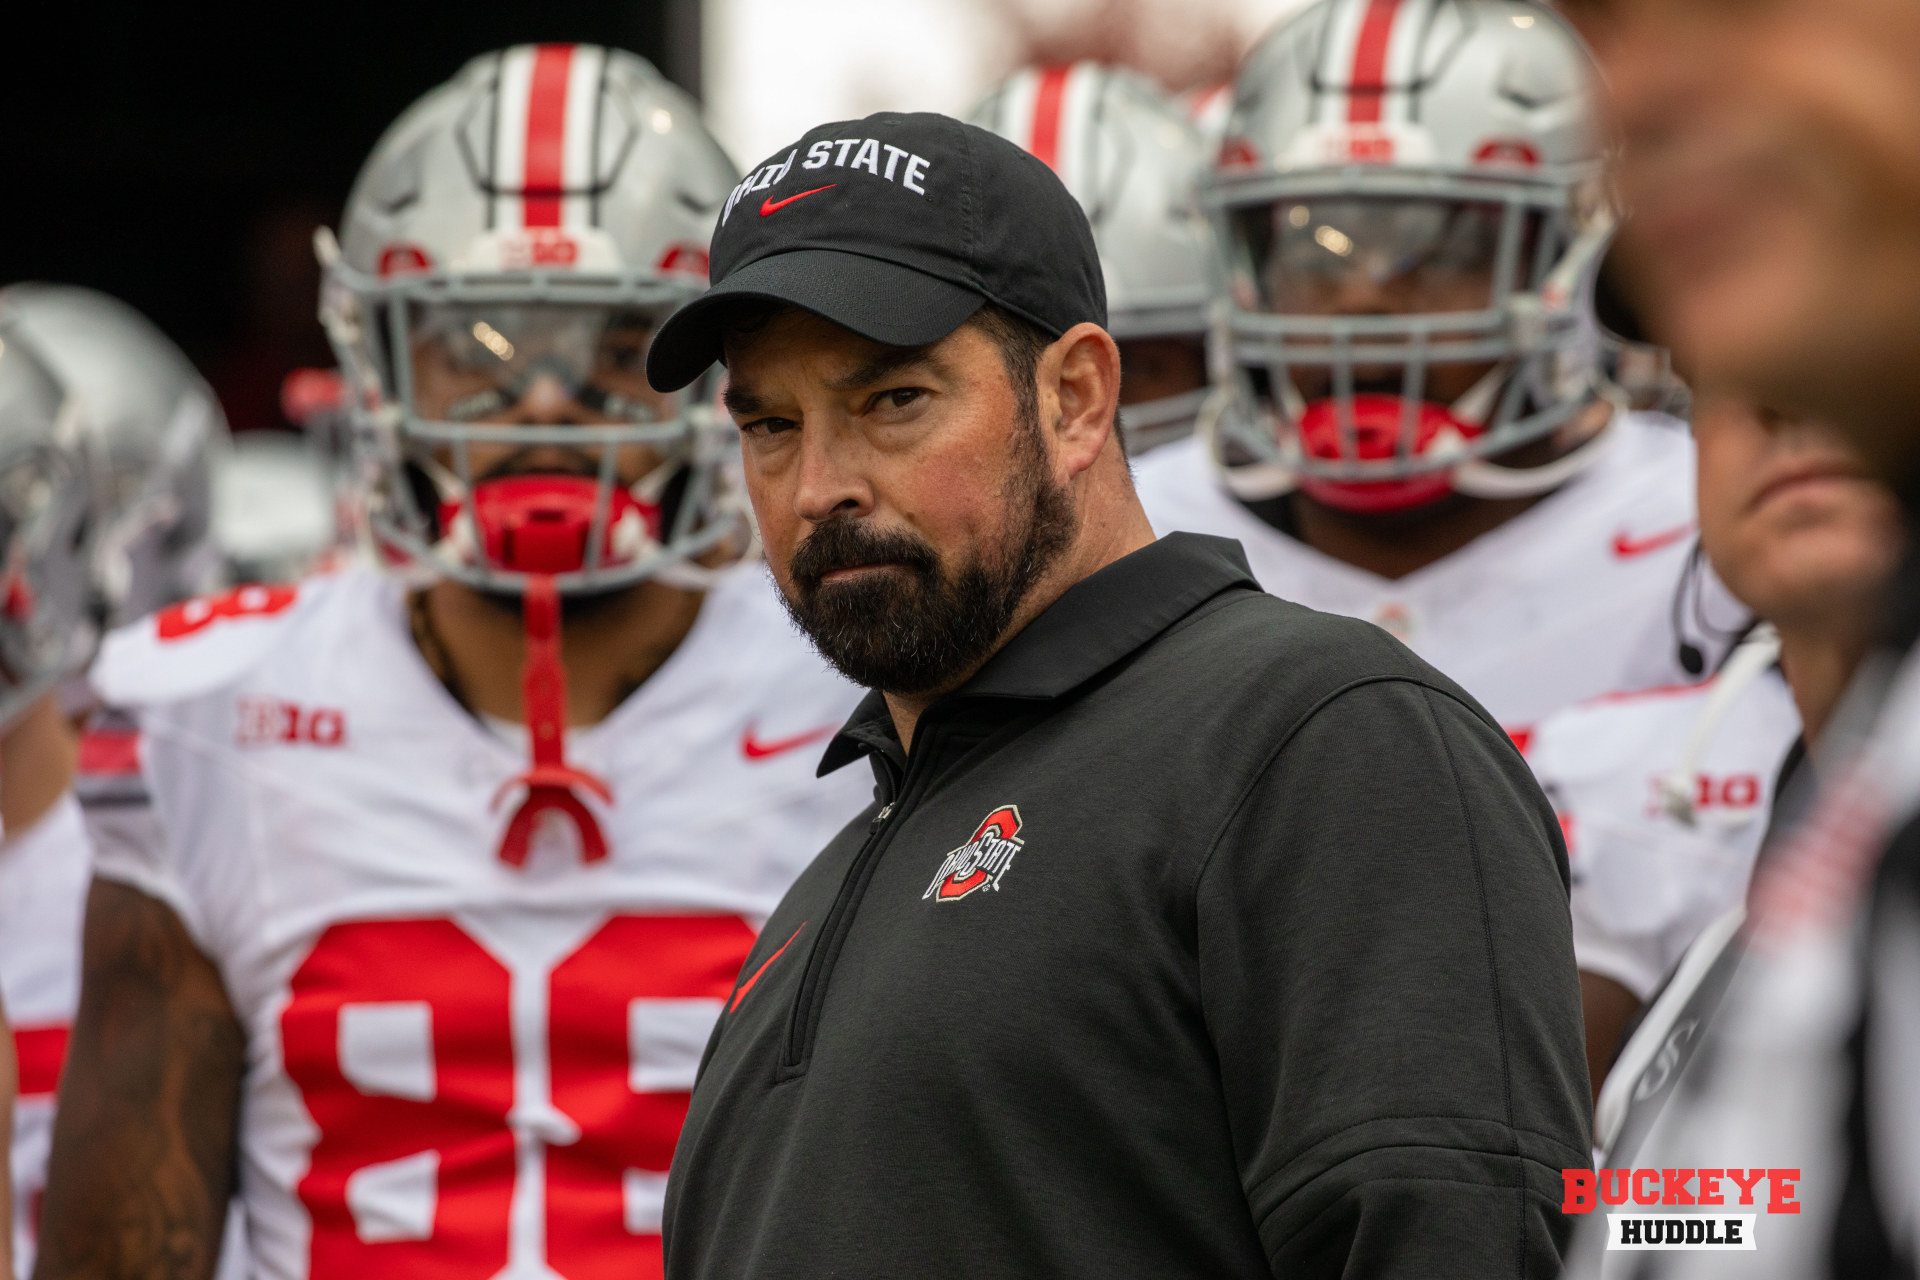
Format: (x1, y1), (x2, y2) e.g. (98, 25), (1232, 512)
(788, 519), (940, 595)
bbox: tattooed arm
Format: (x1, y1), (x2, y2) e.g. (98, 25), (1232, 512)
(31, 879), (245, 1280)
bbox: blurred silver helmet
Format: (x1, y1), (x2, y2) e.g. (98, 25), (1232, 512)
(1206, 0), (1613, 512)
(0, 284), (226, 623)
(319, 44), (744, 595)
(0, 323), (97, 729)
(970, 63), (1215, 452)
(213, 429), (347, 585)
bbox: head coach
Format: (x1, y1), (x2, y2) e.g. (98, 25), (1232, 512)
(646, 112), (1591, 1279)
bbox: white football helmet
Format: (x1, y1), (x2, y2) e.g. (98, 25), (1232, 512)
(1206, 0), (1613, 512)
(0, 284), (227, 625)
(0, 321), (98, 729)
(970, 63), (1216, 452)
(319, 44), (744, 596)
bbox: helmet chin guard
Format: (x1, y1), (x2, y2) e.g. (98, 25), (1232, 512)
(1294, 394), (1483, 513)
(442, 475), (661, 578)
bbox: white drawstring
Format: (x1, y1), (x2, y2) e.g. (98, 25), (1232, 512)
(1656, 624), (1784, 826)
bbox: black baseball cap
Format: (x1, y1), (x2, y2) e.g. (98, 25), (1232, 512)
(645, 112), (1107, 392)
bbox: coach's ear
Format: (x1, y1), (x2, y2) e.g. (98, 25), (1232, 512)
(1040, 322), (1122, 482)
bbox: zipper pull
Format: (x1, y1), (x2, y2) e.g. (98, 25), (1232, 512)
(869, 802), (895, 832)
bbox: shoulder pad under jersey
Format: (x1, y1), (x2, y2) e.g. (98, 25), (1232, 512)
(1529, 680), (1710, 780)
(89, 578), (326, 708)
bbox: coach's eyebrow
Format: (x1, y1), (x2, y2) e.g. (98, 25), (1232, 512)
(722, 380), (768, 417)
(829, 345), (945, 394)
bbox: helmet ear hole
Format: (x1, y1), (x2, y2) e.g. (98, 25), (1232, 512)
(654, 463), (694, 545)
(403, 461), (445, 542)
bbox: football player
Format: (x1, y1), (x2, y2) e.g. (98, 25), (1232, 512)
(33, 46), (870, 1280)
(969, 64), (1215, 454)
(0, 316), (101, 1280)
(1134, 0), (1709, 733)
(211, 430), (348, 585)
(210, 366), (362, 586)
(0, 285), (229, 638)
(1529, 399), (1902, 1111)
(0, 284), (241, 1280)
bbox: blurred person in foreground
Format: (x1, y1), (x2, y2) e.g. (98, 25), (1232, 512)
(646, 110), (1588, 1279)
(970, 62), (1214, 454)
(33, 46), (868, 1280)
(1135, 0), (1716, 741)
(1555, 0), (1920, 1272)
(1530, 399), (1901, 1119)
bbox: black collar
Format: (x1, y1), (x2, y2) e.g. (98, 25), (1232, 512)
(818, 533), (1258, 775)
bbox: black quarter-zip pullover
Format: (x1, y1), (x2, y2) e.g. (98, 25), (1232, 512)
(665, 533), (1591, 1279)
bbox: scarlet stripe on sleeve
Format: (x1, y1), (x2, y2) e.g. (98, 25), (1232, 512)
(77, 725), (141, 777)
(15, 1025), (70, 1098)
(522, 44), (575, 227)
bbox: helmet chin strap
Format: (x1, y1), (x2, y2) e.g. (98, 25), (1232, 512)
(1450, 380), (1623, 499)
(1203, 388), (1300, 501)
(1449, 417), (1617, 498)
(491, 573), (613, 866)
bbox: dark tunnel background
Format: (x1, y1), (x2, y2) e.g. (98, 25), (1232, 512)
(0, 0), (699, 431)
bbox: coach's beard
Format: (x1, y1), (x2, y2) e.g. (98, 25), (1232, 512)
(779, 417), (1076, 697)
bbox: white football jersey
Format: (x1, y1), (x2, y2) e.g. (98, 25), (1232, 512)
(85, 564), (871, 1280)
(1134, 414), (1707, 731)
(0, 792), (88, 1278)
(1529, 659), (1802, 999)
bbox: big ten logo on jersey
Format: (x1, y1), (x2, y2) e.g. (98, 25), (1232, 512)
(235, 696), (346, 748)
(280, 913), (756, 1279)
(157, 584), (298, 641)
(1646, 772), (1763, 819)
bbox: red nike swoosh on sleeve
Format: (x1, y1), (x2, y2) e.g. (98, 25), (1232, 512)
(1611, 522), (1695, 559)
(741, 722), (839, 760)
(760, 184), (836, 216)
(729, 923), (805, 1012)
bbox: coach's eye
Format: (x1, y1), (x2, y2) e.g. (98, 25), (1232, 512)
(740, 417), (797, 438)
(873, 387), (924, 413)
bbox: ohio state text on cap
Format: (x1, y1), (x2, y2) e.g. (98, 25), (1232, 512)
(645, 111), (1107, 392)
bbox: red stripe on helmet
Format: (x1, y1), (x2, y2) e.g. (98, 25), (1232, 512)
(1028, 65), (1072, 171)
(15, 1024), (69, 1098)
(522, 44), (575, 228)
(1347, 0), (1406, 125)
